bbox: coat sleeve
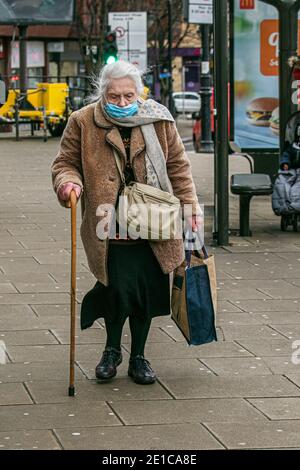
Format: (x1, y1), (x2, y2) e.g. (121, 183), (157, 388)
(165, 121), (201, 215)
(51, 112), (83, 207)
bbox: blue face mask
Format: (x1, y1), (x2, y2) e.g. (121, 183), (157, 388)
(104, 101), (138, 118)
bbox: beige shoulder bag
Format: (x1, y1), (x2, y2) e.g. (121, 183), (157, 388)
(113, 149), (181, 241)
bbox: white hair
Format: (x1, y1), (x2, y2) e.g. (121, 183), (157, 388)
(86, 61), (144, 103)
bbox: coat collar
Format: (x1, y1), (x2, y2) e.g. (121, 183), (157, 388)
(93, 100), (146, 163)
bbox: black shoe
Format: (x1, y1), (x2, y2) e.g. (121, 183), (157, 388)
(128, 355), (156, 384)
(95, 347), (122, 380)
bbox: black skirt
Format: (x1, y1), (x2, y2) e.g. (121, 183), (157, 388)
(80, 240), (170, 329)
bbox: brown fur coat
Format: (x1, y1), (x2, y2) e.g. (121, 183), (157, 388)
(51, 101), (199, 286)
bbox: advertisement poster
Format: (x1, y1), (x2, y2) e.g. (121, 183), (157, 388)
(233, 0), (280, 149)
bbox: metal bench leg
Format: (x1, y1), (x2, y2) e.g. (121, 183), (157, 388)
(239, 194), (253, 237)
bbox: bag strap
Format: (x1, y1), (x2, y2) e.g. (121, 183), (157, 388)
(112, 149), (126, 185)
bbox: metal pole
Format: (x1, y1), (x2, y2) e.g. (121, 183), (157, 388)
(200, 24), (213, 152)
(168, 0), (175, 115)
(19, 25), (28, 99)
(214, 0), (229, 246)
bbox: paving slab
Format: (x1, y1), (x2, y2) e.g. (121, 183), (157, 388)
(0, 283), (18, 294)
(0, 430), (61, 450)
(51, 327), (173, 345)
(200, 357), (272, 376)
(205, 421), (300, 449)
(217, 312), (263, 326)
(78, 358), (213, 380)
(230, 299), (300, 312)
(25, 378), (172, 404)
(259, 356), (300, 374)
(0, 383), (33, 405)
(248, 398), (300, 420)
(158, 375), (300, 399)
(235, 338), (294, 357)
(250, 311), (300, 325)
(0, 402), (121, 431)
(269, 324), (300, 340)
(220, 325), (286, 341)
(123, 341), (253, 359)
(0, 361), (86, 383)
(7, 344), (130, 363)
(0, 292), (70, 305)
(109, 398), (265, 425)
(0, 330), (59, 345)
(54, 423), (224, 450)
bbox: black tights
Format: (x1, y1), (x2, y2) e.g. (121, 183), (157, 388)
(104, 315), (152, 357)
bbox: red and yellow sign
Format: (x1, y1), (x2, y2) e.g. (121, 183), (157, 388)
(260, 20), (300, 76)
(240, 0), (255, 9)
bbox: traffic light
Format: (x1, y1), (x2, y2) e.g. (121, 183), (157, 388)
(103, 30), (118, 65)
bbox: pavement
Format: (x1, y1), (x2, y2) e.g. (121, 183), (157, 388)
(0, 125), (300, 450)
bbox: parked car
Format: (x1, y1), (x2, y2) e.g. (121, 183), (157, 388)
(172, 91), (201, 116)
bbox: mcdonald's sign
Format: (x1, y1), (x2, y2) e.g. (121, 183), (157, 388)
(240, 0), (255, 8)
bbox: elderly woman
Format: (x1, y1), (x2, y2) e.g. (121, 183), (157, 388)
(51, 61), (200, 385)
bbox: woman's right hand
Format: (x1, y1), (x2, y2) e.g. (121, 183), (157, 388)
(58, 182), (82, 206)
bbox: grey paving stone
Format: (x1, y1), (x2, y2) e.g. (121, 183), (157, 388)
(54, 423), (224, 450)
(7, 344), (130, 363)
(78, 358), (213, 380)
(285, 374), (300, 388)
(260, 356), (300, 374)
(0, 383), (33, 405)
(110, 398), (266, 426)
(0, 430), (61, 450)
(217, 301), (244, 313)
(217, 312), (263, 326)
(201, 357), (272, 376)
(12, 282), (67, 294)
(0, 402), (121, 431)
(25, 378), (171, 404)
(270, 324), (300, 340)
(220, 325), (286, 341)
(230, 299), (300, 312)
(257, 285), (300, 300)
(32, 252), (71, 265)
(0, 292), (70, 304)
(217, 288), (269, 301)
(0, 283), (18, 293)
(52, 327), (172, 345)
(250, 311), (300, 325)
(122, 341), (252, 359)
(235, 339), (294, 357)
(158, 375), (300, 399)
(0, 314), (79, 331)
(0, 330), (59, 346)
(31, 304), (75, 316)
(0, 361), (86, 383)
(248, 398), (300, 420)
(159, 325), (223, 342)
(205, 421), (300, 449)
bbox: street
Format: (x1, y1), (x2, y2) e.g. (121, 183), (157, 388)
(0, 129), (300, 450)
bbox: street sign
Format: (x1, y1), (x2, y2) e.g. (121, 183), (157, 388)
(188, 0), (213, 24)
(47, 42), (64, 53)
(108, 12), (147, 71)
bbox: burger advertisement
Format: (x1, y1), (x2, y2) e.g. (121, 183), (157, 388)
(233, 0), (300, 150)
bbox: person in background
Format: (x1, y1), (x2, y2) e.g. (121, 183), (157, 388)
(281, 123), (300, 171)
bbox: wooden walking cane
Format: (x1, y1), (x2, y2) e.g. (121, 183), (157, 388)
(68, 190), (77, 397)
